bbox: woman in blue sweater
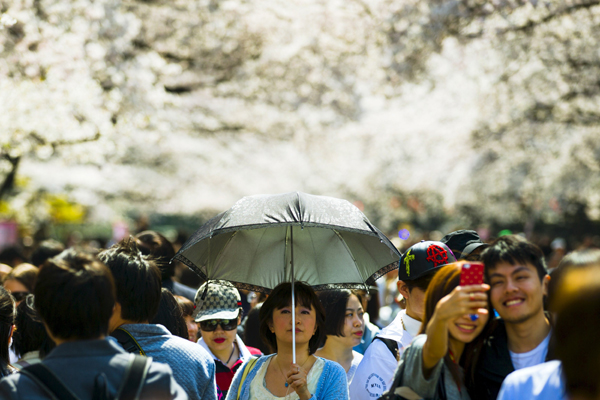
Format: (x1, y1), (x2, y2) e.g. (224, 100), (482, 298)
(226, 282), (348, 400)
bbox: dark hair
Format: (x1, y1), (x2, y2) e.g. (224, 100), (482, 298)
(151, 288), (188, 340)
(31, 240), (65, 267)
(259, 282), (326, 355)
(98, 238), (162, 323)
(404, 269), (437, 292)
(317, 289), (362, 337)
(548, 249), (600, 312)
(35, 250), (115, 340)
(0, 246), (26, 267)
(135, 231), (175, 280)
(4, 263), (38, 293)
(554, 268), (600, 399)
(0, 286), (14, 370)
(481, 235), (547, 281)
(13, 295), (54, 358)
(175, 295), (195, 318)
(419, 262), (493, 389)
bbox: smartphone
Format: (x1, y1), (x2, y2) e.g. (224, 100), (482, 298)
(460, 262), (485, 287)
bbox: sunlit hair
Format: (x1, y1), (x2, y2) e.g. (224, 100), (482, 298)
(554, 266), (600, 399)
(4, 263), (38, 293)
(419, 262), (493, 389)
(259, 282), (326, 355)
(548, 249), (600, 313)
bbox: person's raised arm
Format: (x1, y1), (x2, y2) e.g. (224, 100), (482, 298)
(422, 284), (489, 377)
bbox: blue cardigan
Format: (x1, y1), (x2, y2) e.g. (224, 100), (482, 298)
(225, 354), (349, 400)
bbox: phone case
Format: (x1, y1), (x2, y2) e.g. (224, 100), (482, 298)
(460, 262), (484, 286)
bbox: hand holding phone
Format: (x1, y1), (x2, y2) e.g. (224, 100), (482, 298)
(460, 262), (485, 287)
(460, 262), (485, 321)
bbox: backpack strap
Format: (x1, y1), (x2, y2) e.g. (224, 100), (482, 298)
(374, 336), (399, 360)
(117, 354), (150, 400)
(111, 328), (146, 356)
(21, 364), (80, 400)
(236, 357), (259, 400)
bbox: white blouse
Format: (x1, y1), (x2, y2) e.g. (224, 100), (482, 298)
(250, 357), (325, 400)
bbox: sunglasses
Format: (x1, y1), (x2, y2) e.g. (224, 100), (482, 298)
(199, 319), (237, 332)
(11, 292), (30, 302)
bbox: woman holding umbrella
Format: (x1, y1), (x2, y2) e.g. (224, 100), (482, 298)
(226, 281), (348, 400)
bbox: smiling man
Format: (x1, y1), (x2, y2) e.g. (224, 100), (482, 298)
(349, 240), (455, 400)
(469, 235), (552, 400)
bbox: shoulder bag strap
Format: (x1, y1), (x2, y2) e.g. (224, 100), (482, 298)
(117, 354), (151, 400)
(111, 328), (146, 356)
(236, 357), (259, 400)
(374, 336), (400, 360)
(21, 364), (80, 400)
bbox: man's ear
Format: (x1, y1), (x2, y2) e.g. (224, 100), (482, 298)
(397, 280), (411, 300)
(542, 274), (551, 297)
(113, 302), (122, 318)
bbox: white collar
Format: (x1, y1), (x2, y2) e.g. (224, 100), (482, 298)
(198, 334), (252, 363)
(401, 310), (422, 337)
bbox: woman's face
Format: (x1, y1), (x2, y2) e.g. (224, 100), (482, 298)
(340, 294), (365, 347)
(270, 301), (317, 347)
(447, 309), (489, 344)
(199, 316), (240, 353)
(185, 315), (199, 342)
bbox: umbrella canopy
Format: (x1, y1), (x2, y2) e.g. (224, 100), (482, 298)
(174, 192), (400, 293)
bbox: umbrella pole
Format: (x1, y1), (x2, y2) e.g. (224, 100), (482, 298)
(291, 226), (296, 364)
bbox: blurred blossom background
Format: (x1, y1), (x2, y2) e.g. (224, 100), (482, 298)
(1, 0), (600, 256)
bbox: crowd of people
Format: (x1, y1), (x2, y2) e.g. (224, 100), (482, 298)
(0, 227), (596, 400)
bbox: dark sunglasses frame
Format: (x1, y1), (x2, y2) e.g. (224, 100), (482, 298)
(199, 319), (238, 332)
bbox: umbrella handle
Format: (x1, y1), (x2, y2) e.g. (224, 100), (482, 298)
(291, 226), (296, 364)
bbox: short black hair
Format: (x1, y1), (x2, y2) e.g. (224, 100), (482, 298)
(13, 295), (54, 358)
(481, 235), (547, 281)
(35, 250), (115, 340)
(317, 289), (362, 337)
(98, 238), (162, 323)
(404, 269), (438, 292)
(31, 240), (65, 267)
(135, 231), (176, 280)
(259, 282), (326, 355)
(151, 288), (188, 340)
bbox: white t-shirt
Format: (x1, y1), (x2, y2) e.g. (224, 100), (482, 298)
(348, 310), (420, 400)
(509, 332), (551, 371)
(497, 360), (566, 400)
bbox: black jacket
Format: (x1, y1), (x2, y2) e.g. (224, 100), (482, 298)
(467, 318), (555, 400)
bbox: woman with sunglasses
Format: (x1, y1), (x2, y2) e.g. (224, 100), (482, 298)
(226, 282), (348, 400)
(195, 281), (262, 399)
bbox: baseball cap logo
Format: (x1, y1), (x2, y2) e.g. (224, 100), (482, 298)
(403, 249), (415, 277)
(426, 244), (448, 267)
